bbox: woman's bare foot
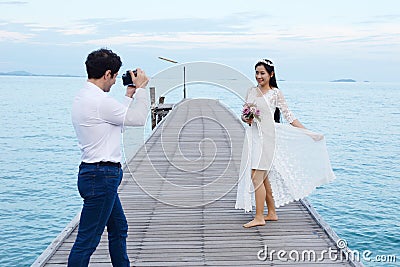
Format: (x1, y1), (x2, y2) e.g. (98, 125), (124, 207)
(264, 214), (278, 221)
(243, 218), (265, 228)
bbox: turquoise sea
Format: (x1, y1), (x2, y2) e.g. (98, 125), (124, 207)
(0, 76), (399, 266)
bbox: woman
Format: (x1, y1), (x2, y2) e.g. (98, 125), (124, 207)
(235, 59), (335, 228)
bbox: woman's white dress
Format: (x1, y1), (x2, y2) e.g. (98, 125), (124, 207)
(235, 87), (336, 212)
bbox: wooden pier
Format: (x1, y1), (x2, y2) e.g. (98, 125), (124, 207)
(33, 99), (362, 266)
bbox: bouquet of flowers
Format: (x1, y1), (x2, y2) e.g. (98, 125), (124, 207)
(242, 102), (260, 122)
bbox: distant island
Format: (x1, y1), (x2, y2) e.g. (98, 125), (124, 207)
(0, 70), (82, 78)
(330, 79), (356, 82)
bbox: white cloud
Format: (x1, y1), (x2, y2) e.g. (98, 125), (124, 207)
(56, 25), (97, 35)
(79, 32), (265, 49)
(21, 22), (97, 35)
(0, 30), (34, 42)
(74, 22), (400, 55)
(0, 1), (27, 5)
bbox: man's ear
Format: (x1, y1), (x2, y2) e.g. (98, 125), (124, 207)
(104, 70), (112, 79)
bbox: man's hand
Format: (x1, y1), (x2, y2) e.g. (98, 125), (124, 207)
(132, 68), (149, 89)
(125, 68), (149, 98)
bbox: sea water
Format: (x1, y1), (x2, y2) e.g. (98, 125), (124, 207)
(0, 76), (398, 266)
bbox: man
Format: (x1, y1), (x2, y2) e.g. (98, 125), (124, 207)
(68, 48), (149, 266)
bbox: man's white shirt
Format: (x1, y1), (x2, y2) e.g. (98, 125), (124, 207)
(71, 81), (149, 163)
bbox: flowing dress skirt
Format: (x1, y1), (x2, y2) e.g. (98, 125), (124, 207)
(235, 122), (336, 212)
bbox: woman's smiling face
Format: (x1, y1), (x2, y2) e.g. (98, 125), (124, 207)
(255, 65), (272, 88)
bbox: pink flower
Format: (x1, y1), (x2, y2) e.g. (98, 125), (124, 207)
(242, 102), (261, 122)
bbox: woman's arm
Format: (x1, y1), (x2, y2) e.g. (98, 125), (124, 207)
(277, 90), (301, 126)
(290, 119), (305, 129)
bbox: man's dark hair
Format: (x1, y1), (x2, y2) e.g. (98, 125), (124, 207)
(85, 48), (122, 79)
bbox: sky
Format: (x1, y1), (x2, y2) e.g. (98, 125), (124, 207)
(0, 0), (399, 82)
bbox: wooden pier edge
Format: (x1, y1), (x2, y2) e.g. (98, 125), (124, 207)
(300, 199), (364, 267)
(31, 213), (80, 267)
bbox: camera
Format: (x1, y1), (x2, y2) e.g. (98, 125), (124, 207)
(122, 70), (137, 86)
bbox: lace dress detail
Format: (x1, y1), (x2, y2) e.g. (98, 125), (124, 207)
(249, 87), (296, 123)
(276, 89), (296, 123)
(235, 87), (336, 211)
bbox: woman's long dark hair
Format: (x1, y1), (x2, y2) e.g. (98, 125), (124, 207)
(255, 59), (281, 123)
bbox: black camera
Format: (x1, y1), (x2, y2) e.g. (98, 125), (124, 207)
(122, 70), (137, 86)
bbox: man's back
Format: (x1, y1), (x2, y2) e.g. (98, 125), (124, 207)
(72, 82), (125, 163)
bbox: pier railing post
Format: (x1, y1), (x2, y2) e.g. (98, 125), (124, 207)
(150, 86), (155, 106)
(150, 87), (156, 129)
(149, 86), (173, 129)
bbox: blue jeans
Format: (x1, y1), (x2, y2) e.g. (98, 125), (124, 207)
(68, 163), (130, 267)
